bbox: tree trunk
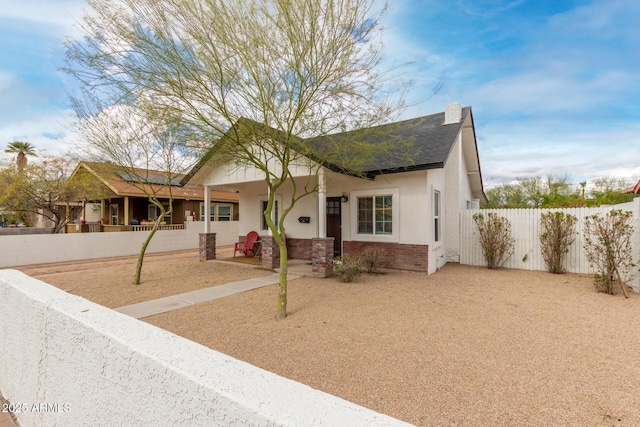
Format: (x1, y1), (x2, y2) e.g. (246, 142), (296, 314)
(133, 216), (160, 285)
(275, 239), (288, 319)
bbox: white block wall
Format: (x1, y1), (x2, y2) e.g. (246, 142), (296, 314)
(0, 270), (412, 427)
(0, 221), (239, 268)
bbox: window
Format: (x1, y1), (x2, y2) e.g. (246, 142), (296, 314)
(434, 190), (440, 242)
(163, 205), (171, 224)
(200, 203), (215, 221)
(218, 204), (231, 221)
(327, 200), (340, 215)
(148, 205), (171, 222)
(148, 205), (158, 221)
(261, 200), (278, 230)
(357, 195), (392, 235)
(110, 204), (118, 225)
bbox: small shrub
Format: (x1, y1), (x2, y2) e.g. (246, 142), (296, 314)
(361, 247), (387, 273)
(333, 255), (363, 282)
(473, 212), (514, 269)
(583, 210), (636, 295)
(539, 211), (577, 274)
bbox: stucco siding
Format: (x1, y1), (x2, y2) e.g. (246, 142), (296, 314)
(236, 179), (320, 240)
(330, 170), (430, 246)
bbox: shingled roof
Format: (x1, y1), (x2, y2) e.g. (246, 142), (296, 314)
(71, 162), (239, 202)
(305, 107), (472, 177)
(183, 106), (475, 183)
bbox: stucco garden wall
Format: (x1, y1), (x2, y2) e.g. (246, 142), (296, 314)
(0, 270), (411, 427)
(0, 221), (239, 268)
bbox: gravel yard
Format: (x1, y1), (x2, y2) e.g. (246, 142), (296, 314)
(17, 253), (640, 426)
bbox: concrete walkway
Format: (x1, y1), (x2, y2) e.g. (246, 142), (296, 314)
(114, 273), (300, 319)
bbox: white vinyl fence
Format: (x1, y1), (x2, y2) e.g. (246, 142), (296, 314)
(460, 199), (640, 290)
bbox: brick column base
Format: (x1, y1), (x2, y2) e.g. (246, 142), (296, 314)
(312, 237), (334, 278)
(261, 235), (280, 269)
(199, 233), (216, 261)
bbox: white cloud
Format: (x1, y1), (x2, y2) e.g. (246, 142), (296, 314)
(0, 109), (77, 158)
(0, 0), (87, 37)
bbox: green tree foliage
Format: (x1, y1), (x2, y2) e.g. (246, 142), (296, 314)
(583, 210), (636, 296)
(485, 175), (636, 208)
(65, 0), (408, 318)
(539, 212), (577, 274)
(473, 213), (514, 269)
(0, 157), (108, 233)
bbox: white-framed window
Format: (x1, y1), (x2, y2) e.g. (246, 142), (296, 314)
(148, 204), (170, 222)
(148, 204), (157, 221)
(218, 204), (231, 221)
(200, 202), (216, 221)
(357, 195), (392, 235)
(110, 204), (118, 225)
(434, 190), (441, 242)
(261, 200), (278, 230)
(350, 188), (398, 242)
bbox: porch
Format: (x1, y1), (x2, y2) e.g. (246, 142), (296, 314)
(65, 222), (187, 233)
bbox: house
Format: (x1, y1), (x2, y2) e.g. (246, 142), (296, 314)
(184, 103), (486, 275)
(63, 162), (239, 229)
(622, 179), (640, 195)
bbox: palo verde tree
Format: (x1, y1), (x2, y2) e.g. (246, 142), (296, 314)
(75, 105), (199, 285)
(65, 0), (409, 318)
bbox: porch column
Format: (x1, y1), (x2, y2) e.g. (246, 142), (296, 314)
(318, 168), (326, 238)
(124, 196), (130, 225)
(204, 184), (211, 234)
(267, 183), (273, 236)
(312, 237), (334, 278)
(261, 235), (280, 269)
(199, 232), (216, 261)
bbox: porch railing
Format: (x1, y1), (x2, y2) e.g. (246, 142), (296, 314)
(131, 223), (185, 232)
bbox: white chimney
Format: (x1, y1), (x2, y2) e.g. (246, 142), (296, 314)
(443, 102), (462, 125)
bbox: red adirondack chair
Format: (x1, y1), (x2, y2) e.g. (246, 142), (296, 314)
(234, 231), (260, 258)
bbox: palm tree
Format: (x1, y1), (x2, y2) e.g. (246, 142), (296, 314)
(5, 141), (37, 172)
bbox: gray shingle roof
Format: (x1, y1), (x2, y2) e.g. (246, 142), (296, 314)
(182, 107), (471, 184)
(304, 107), (471, 177)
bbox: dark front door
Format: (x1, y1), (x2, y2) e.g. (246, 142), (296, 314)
(326, 197), (342, 257)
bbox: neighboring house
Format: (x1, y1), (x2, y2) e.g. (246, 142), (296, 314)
(622, 179), (640, 195)
(65, 162), (239, 227)
(184, 103), (486, 274)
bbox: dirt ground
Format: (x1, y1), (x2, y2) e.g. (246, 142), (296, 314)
(13, 251), (640, 426)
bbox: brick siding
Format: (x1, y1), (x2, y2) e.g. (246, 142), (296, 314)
(343, 241), (428, 272)
(286, 238), (313, 260)
(199, 233), (216, 261)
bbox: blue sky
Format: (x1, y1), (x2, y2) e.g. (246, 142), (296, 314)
(1, 0), (639, 188)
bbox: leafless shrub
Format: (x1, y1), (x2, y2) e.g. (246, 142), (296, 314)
(473, 213), (514, 269)
(539, 211), (577, 274)
(333, 255), (363, 283)
(583, 210), (636, 295)
(361, 247), (387, 274)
